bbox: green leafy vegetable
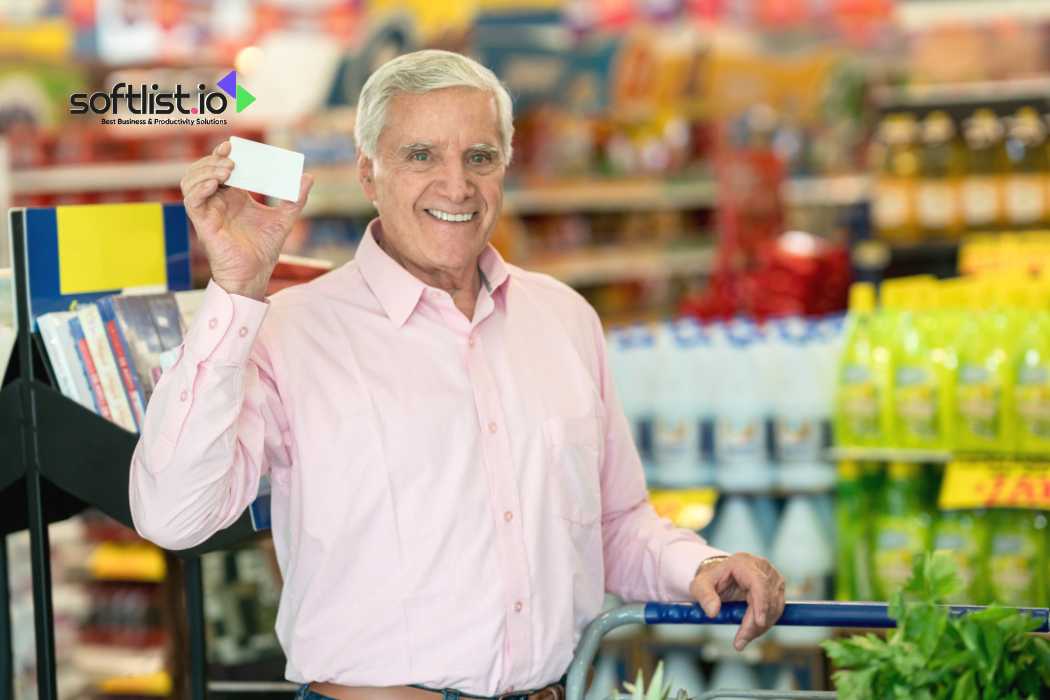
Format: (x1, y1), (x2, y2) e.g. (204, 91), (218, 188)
(823, 551), (1050, 699)
(616, 661), (689, 700)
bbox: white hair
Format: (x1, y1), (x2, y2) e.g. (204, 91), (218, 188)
(354, 49), (514, 163)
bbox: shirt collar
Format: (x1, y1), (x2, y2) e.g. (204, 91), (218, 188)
(355, 218), (511, 328)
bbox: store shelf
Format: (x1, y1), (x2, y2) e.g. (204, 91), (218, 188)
(11, 161), (193, 195)
(11, 160), (871, 214)
(784, 174), (870, 208)
(875, 76), (1050, 108)
(304, 170), (871, 217)
(897, 1), (1050, 30)
(827, 447), (953, 463)
(507, 177), (718, 214)
(528, 245), (714, 286)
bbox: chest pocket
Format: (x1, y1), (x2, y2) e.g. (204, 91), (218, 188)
(543, 413), (604, 525)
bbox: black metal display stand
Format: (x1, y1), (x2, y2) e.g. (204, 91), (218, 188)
(3, 209), (273, 700)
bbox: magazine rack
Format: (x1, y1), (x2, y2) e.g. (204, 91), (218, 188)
(3, 205), (275, 700)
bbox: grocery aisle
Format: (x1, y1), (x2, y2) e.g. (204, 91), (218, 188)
(2, 2), (1049, 700)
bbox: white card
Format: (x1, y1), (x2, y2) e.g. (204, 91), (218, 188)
(225, 136), (305, 203)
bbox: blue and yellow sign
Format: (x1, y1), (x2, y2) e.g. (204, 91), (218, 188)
(22, 202), (190, 329)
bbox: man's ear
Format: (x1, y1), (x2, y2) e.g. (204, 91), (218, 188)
(358, 154), (377, 202)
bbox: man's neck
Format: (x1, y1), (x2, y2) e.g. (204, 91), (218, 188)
(375, 232), (482, 319)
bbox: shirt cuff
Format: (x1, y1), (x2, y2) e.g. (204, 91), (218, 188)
(659, 538), (729, 602)
(184, 279), (269, 366)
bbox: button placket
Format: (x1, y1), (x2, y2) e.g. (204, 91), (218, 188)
(465, 339), (532, 682)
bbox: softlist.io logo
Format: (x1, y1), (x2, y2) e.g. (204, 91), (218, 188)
(71, 69), (255, 126)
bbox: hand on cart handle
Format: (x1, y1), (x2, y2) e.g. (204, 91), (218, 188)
(688, 553), (786, 651)
(180, 139), (315, 301)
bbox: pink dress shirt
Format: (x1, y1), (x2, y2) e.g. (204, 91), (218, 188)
(129, 220), (723, 695)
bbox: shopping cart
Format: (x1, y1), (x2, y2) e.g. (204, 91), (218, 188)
(564, 600), (1050, 700)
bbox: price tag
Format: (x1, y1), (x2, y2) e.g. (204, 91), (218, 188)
(649, 488), (718, 530)
(939, 461), (1050, 510)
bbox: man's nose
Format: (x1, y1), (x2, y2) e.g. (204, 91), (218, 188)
(438, 159), (472, 203)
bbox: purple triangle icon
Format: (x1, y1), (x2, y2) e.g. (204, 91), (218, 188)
(217, 70), (237, 98)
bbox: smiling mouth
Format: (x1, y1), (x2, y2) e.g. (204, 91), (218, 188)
(425, 208), (476, 223)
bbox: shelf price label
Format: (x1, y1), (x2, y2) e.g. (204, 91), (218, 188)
(939, 461), (1050, 510)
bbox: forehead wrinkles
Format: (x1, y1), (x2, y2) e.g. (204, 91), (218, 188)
(379, 90), (501, 153)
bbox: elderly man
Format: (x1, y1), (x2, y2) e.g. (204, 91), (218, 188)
(130, 50), (785, 700)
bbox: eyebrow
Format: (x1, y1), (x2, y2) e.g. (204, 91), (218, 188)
(398, 142), (434, 154)
(395, 142), (501, 156)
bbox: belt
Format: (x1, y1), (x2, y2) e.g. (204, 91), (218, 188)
(410, 676), (566, 700)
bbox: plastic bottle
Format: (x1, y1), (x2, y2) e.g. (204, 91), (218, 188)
(713, 319), (767, 463)
(885, 278), (948, 449)
(834, 461), (874, 600)
(953, 281), (1013, 452)
(773, 666), (799, 691)
(771, 495), (834, 645)
(1013, 293), (1050, 454)
(834, 283), (886, 447)
(608, 324), (658, 466)
(960, 109), (1007, 231)
(987, 510), (1048, 606)
(663, 651), (706, 698)
(772, 316), (823, 463)
(916, 111), (965, 238)
(931, 509), (988, 604)
(713, 320), (772, 490)
(872, 113), (920, 243)
(653, 318), (710, 487)
(1003, 107), (1050, 228)
(710, 661), (759, 699)
(871, 462), (930, 600)
(750, 495), (780, 550)
(814, 313), (846, 435)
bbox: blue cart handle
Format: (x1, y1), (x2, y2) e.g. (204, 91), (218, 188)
(565, 601), (1050, 700)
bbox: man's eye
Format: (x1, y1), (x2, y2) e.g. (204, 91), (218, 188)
(470, 152), (493, 164)
(410, 151), (429, 162)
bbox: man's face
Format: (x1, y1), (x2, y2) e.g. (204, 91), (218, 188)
(359, 87), (506, 277)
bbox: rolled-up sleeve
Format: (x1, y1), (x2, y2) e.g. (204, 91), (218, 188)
(129, 279), (291, 550)
(589, 309), (725, 602)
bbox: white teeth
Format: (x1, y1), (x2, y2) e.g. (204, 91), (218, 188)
(426, 209), (474, 223)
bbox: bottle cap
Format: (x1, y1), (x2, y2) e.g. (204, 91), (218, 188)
(838, 460), (860, 480)
(888, 461), (920, 480)
(848, 282), (876, 314)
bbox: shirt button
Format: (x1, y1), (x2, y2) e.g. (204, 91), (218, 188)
(468, 337), (476, 348)
(504, 511), (513, 522)
(488, 422), (498, 433)
(514, 601), (523, 613)
(208, 317), (218, 330)
(179, 389), (188, 402)
(238, 326), (248, 337)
